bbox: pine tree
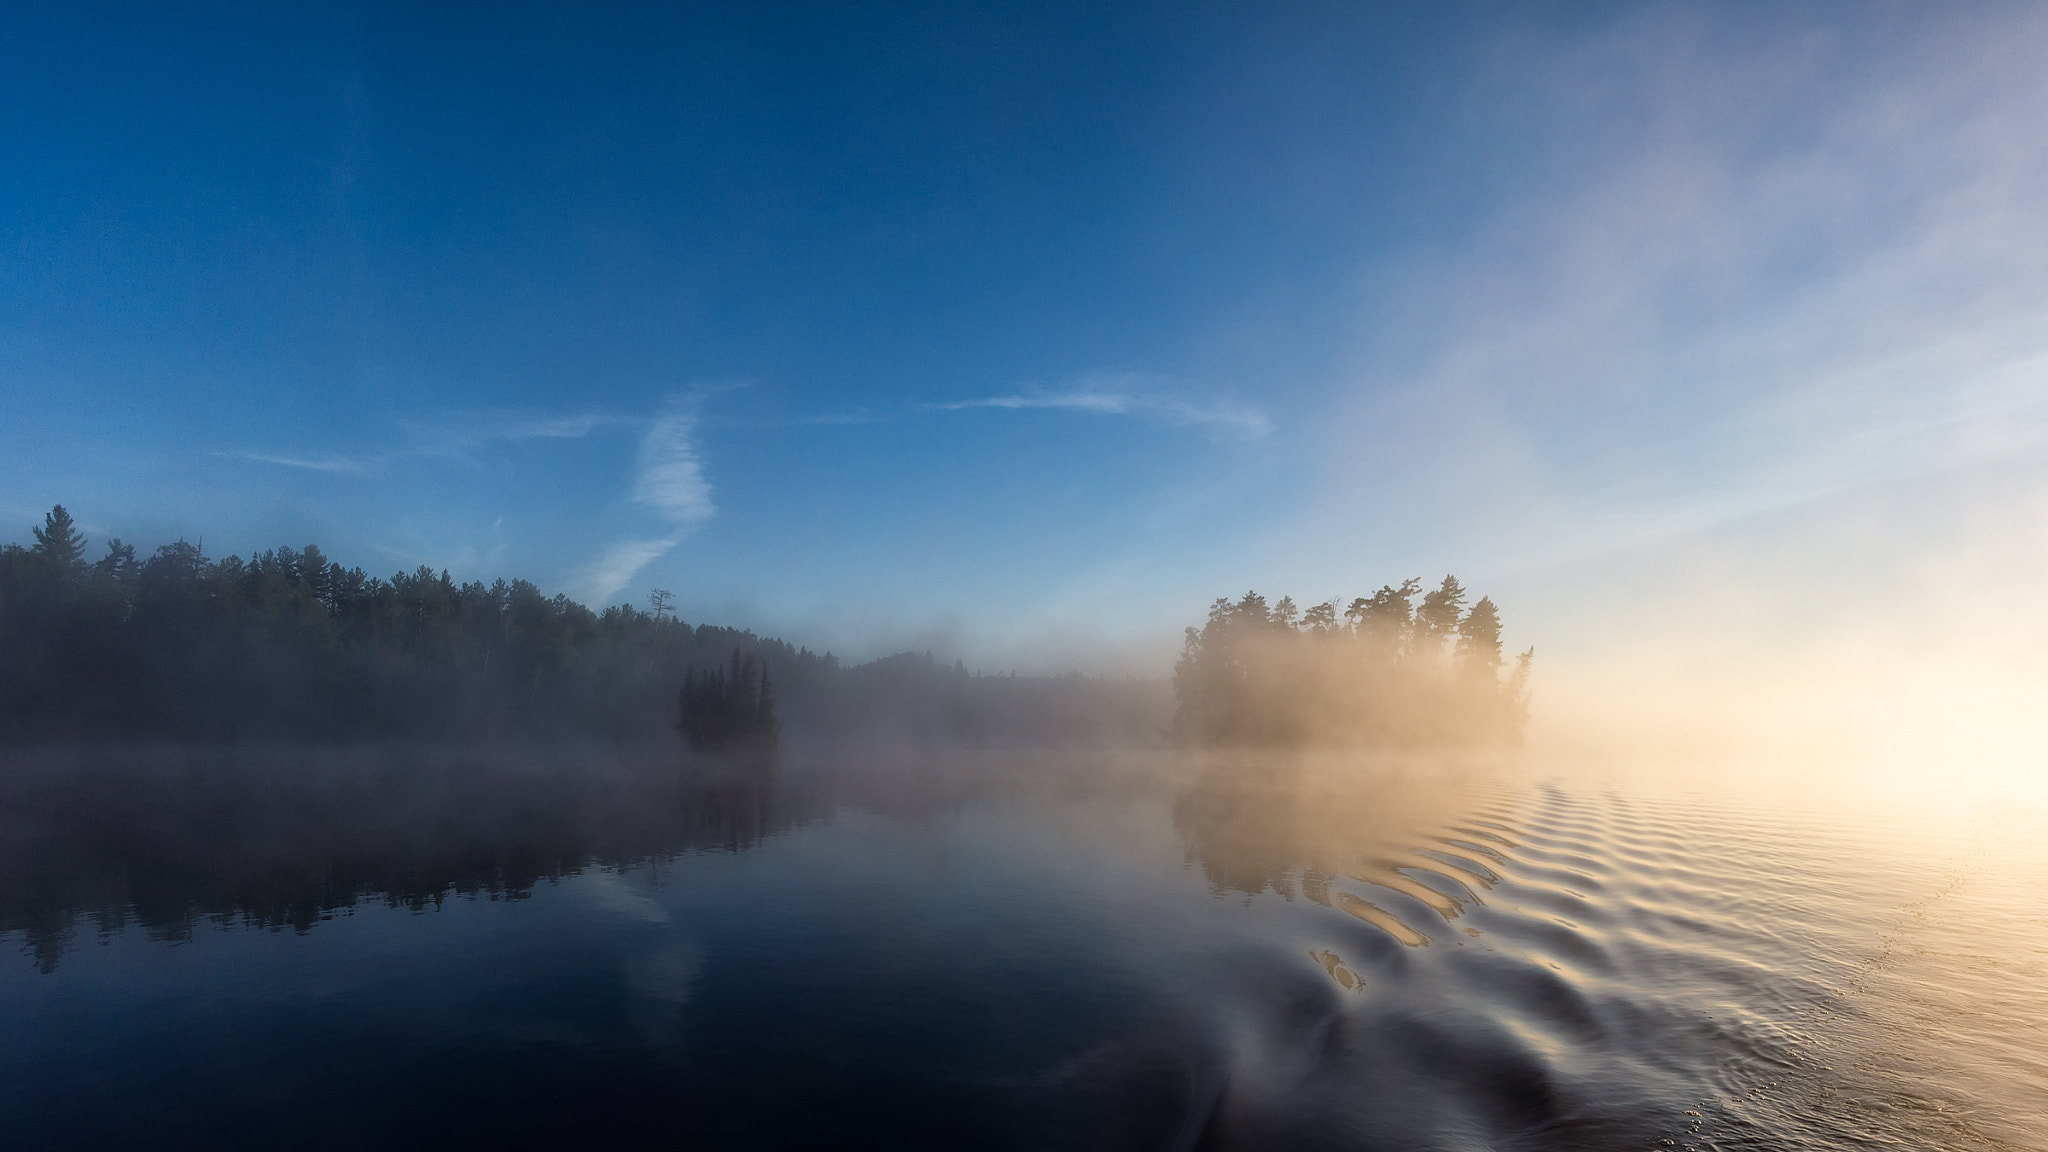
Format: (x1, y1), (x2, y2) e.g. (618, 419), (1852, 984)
(1345, 579), (1420, 657)
(1300, 600), (1338, 636)
(678, 647), (779, 752)
(755, 663), (778, 748)
(1272, 595), (1300, 629)
(30, 505), (87, 571)
(1455, 596), (1504, 678)
(94, 538), (139, 583)
(1415, 575), (1467, 661)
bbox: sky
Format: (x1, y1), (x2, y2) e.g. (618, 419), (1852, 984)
(5, 1), (2048, 718)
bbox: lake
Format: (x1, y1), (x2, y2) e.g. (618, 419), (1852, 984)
(2, 744), (2042, 1150)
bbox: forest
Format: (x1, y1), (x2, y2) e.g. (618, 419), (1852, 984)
(678, 649), (779, 753)
(1, 505), (1523, 749)
(0, 505), (1161, 745)
(1172, 579), (1531, 747)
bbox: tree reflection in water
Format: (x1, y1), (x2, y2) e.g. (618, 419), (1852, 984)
(0, 743), (801, 973)
(1174, 753), (1494, 893)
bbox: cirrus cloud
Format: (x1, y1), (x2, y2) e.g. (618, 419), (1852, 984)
(573, 398), (718, 605)
(934, 376), (1272, 438)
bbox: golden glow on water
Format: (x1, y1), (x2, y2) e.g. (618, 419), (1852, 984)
(1167, 748), (2048, 1148)
(3, 746), (2042, 1148)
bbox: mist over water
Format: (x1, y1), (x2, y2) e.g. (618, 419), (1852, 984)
(3, 743), (2041, 1150)
(7, 2), (2048, 1147)
(4, 482), (2042, 1150)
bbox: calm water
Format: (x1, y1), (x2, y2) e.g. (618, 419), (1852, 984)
(2, 746), (2043, 1150)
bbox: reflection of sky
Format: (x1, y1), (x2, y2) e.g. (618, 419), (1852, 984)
(6, 773), (2042, 1147)
(4, 4), (2045, 677)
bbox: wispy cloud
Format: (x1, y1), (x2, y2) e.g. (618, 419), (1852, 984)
(936, 378), (1272, 437)
(801, 408), (876, 426)
(222, 400), (713, 606)
(497, 413), (628, 441)
(1286, 4), (2048, 606)
(575, 398), (719, 605)
(573, 537), (684, 607)
(395, 409), (634, 462)
(227, 409), (629, 478)
(226, 451), (368, 474)
(945, 391), (1134, 415)
(634, 402), (716, 526)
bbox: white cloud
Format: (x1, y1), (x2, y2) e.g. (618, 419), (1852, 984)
(228, 451), (368, 474)
(396, 409), (632, 461)
(938, 380), (1272, 437)
(572, 536), (683, 606)
(229, 409), (628, 478)
(220, 401), (722, 607)
(573, 398), (720, 606)
(634, 402), (716, 526)
(1293, 4), (2048, 585)
(949, 391), (1135, 415)
(495, 413), (626, 441)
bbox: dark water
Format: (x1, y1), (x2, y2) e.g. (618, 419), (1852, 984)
(2, 745), (2042, 1150)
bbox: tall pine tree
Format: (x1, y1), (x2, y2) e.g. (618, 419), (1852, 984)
(30, 505), (87, 571)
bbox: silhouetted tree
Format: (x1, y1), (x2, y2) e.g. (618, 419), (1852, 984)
(1414, 575), (1466, 662)
(1301, 600), (1338, 637)
(0, 505), (1173, 747)
(678, 648), (778, 752)
(1272, 595), (1300, 629)
(1347, 578), (1421, 657)
(1455, 596), (1503, 678)
(31, 505), (87, 572)
(0, 505), (836, 740)
(95, 539), (138, 583)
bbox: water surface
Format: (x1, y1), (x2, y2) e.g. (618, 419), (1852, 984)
(2, 746), (2041, 1150)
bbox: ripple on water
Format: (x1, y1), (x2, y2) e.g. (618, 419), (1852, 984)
(1202, 775), (2048, 1152)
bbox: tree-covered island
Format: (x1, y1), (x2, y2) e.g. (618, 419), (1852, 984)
(678, 649), (780, 753)
(1173, 579), (1532, 747)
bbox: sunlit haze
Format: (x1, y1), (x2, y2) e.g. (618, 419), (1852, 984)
(10, 5), (2048, 803)
(5, 7), (2048, 1147)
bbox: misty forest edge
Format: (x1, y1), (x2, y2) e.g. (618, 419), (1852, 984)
(0, 505), (1529, 748)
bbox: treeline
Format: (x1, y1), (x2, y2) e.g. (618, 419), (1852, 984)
(1173, 577), (1531, 747)
(0, 505), (1164, 745)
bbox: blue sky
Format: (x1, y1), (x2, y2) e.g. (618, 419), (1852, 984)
(6, 2), (2048, 677)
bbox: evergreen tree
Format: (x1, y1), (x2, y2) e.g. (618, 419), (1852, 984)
(0, 505), (834, 741)
(677, 647), (779, 752)
(756, 663), (778, 744)
(300, 545), (329, 600)
(30, 505), (87, 571)
(1300, 600), (1338, 637)
(1415, 575), (1467, 661)
(1173, 575), (1527, 748)
(1455, 596), (1504, 678)
(95, 538), (139, 583)
(1272, 595), (1300, 629)
(1233, 591), (1270, 626)
(1346, 578), (1421, 656)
